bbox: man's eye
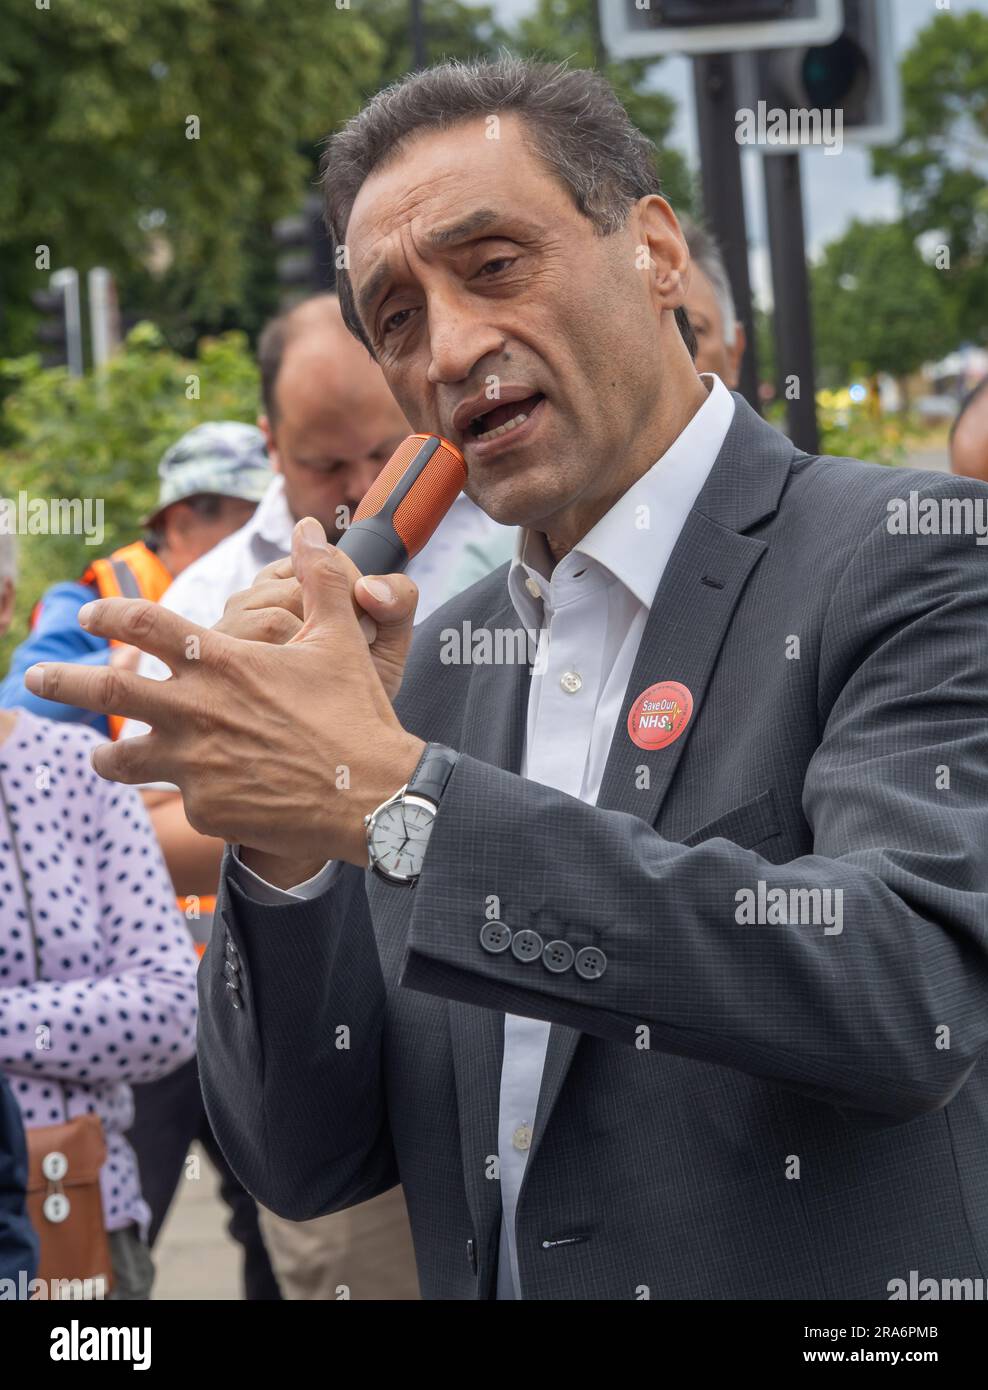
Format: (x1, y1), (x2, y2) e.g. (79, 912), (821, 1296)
(383, 307), (414, 335)
(478, 257), (515, 277)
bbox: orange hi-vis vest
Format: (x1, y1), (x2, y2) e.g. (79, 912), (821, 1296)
(82, 543), (216, 953)
(78, 541), (173, 740)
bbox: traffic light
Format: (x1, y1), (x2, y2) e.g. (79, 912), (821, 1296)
(31, 269), (83, 375)
(31, 286), (68, 369)
(748, 0), (901, 149)
(272, 193), (335, 310)
(599, 0), (842, 59)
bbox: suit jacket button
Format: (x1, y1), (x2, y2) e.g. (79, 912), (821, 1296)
(223, 959), (240, 986)
(224, 936), (240, 965)
(511, 929), (543, 962)
(574, 946), (607, 981)
(480, 920), (512, 953)
(542, 939), (574, 973)
(225, 981), (243, 1010)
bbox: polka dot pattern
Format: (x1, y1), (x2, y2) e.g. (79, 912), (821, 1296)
(0, 709), (199, 1235)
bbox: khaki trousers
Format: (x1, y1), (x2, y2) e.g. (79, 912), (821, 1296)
(257, 1184), (420, 1300)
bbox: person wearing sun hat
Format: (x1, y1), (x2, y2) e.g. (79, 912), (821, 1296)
(0, 420), (272, 737)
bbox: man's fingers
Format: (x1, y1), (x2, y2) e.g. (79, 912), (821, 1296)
(78, 597), (210, 671)
(217, 605), (302, 645)
(288, 518), (415, 700)
(108, 642), (142, 672)
(354, 573), (419, 628)
(91, 732), (177, 787)
(252, 555), (296, 585)
(291, 517), (362, 636)
(354, 574), (418, 701)
(223, 577), (304, 625)
(24, 661), (186, 730)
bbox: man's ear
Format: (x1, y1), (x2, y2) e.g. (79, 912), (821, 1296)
(258, 414), (282, 475)
(636, 197), (691, 311)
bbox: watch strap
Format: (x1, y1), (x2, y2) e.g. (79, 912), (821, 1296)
(407, 743), (459, 807)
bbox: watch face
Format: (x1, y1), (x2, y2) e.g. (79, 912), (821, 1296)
(369, 799), (435, 880)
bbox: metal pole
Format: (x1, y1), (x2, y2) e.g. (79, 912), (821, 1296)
(409, 0), (427, 71)
(50, 268), (83, 377)
(692, 53), (761, 414)
(763, 151), (820, 453)
(588, 0), (606, 69)
(88, 268), (121, 370)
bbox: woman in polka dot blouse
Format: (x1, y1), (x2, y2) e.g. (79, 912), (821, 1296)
(0, 684), (199, 1295)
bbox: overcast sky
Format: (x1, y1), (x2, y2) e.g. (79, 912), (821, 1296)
(490, 0), (986, 305)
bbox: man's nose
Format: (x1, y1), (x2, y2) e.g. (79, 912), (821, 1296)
(426, 290), (505, 386)
(345, 457), (386, 507)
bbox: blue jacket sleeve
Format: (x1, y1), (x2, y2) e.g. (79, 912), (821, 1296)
(0, 580), (110, 735)
(0, 1072), (38, 1289)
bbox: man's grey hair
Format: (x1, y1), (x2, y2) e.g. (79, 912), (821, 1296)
(679, 215), (738, 348)
(0, 531), (16, 587)
(319, 56), (696, 360)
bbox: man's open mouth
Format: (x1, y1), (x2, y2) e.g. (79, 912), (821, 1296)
(468, 392), (545, 442)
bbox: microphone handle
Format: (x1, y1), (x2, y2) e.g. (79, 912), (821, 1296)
(336, 517), (409, 577)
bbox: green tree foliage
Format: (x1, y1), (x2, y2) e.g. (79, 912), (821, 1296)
(872, 9), (988, 345)
(0, 324), (259, 669)
(0, 0), (384, 355)
(0, 0), (693, 360)
(810, 219), (954, 390)
(365, 0), (508, 88)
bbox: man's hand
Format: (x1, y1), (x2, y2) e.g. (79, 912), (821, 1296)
(23, 518), (426, 870)
(215, 549), (418, 702)
(108, 643), (142, 673)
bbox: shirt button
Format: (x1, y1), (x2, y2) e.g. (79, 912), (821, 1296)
(512, 1124), (533, 1152)
(560, 670), (582, 694)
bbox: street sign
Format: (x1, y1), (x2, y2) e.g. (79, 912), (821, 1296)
(599, 0), (843, 59)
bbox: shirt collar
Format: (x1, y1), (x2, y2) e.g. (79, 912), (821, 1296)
(508, 373), (735, 626)
(249, 474), (296, 553)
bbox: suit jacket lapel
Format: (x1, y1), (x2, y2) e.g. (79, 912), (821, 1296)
(595, 513), (768, 820)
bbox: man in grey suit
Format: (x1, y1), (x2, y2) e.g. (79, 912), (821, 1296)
(27, 58), (988, 1301)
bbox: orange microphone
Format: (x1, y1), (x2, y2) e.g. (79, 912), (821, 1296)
(337, 434), (466, 575)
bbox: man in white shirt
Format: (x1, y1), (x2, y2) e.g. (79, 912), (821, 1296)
(34, 58), (988, 1303)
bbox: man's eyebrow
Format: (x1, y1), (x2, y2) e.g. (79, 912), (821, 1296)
(357, 261), (395, 325)
(356, 208), (538, 322)
(425, 207), (502, 248)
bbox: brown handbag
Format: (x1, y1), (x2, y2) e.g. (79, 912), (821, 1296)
(25, 1112), (113, 1295)
(0, 767), (114, 1297)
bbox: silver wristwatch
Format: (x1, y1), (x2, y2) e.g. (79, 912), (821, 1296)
(364, 744), (459, 886)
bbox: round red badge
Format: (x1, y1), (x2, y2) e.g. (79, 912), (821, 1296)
(627, 680), (694, 751)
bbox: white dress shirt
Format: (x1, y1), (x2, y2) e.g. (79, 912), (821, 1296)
(234, 374), (736, 1297)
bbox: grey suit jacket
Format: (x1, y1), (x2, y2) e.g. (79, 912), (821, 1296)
(198, 397), (988, 1300)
